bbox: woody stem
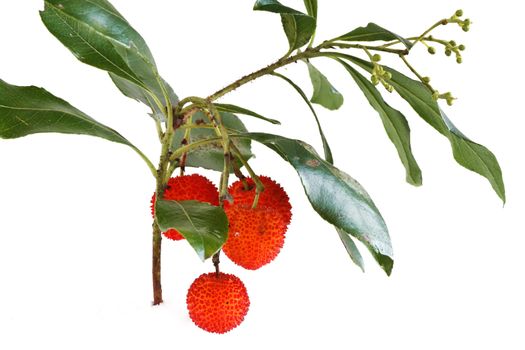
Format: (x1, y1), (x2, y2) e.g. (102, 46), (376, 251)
(152, 220), (163, 305)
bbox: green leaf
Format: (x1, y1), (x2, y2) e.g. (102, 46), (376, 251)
(215, 103), (281, 125)
(336, 228), (365, 272)
(1, 79), (129, 144)
(0, 79), (155, 173)
(271, 72), (333, 164)
(441, 109), (506, 202)
(239, 132), (393, 275)
(155, 200), (229, 261)
(306, 62), (344, 111)
(109, 74), (178, 117)
(253, 0), (316, 52)
(303, 0), (318, 19)
(335, 23), (413, 50)
(341, 54), (505, 202)
(171, 111), (253, 172)
(334, 59), (422, 186)
(40, 0), (173, 112)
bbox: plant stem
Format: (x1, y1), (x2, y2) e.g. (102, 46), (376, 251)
(152, 153), (168, 305)
(330, 43), (408, 55)
(152, 220), (163, 305)
(131, 145), (157, 178)
(399, 55), (435, 93)
(150, 77), (177, 305)
(168, 137), (223, 162)
(381, 20), (449, 49)
(412, 19), (449, 46)
(230, 142), (264, 208)
(206, 45), (326, 102)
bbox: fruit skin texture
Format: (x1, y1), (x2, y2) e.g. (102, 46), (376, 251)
(223, 176), (292, 270)
(150, 174), (219, 240)
(186, 272), (250, 334)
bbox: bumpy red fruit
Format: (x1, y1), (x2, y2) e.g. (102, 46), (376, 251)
(150, 174), (219, 240)
(186, 272), (250, 334)
(223, 176), (292, 270)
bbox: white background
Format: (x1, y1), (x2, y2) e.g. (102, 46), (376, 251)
(1, 1), (523, 349)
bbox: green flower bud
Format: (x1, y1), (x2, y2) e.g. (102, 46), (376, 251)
(432, 91), (440, 101)
(445, 49), (452, 56)
(384, 72), (392, 80)
(455, 9), (464, 17)
(458, 44), (466, 51)
(449, 40), (457, 47)
(422, 76), (431, 83)
(371, 75), (379, 85)
(462, 25), (470, 32)
(372, 54), (382, 62)
(464, 18), (471, 25)
(387, 85), (394, 93)
(447, 98), (454, 106)
(428, 47), (436, 55)
(456, 57), (463, 64)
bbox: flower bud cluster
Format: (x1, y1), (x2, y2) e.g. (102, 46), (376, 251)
(432, 91), (456, 106)
(425, 35), (466, 64)
(449, 9), (471, 32)
(369, 54), (394, 92)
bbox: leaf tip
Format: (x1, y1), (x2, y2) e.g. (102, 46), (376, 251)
(407, 174), (423, 187)
(382, 257), (394, 276)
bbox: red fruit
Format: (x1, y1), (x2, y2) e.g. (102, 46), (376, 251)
(150, 174), (219, 240)
(223, 176), (292, 270)
(186, 272), (250, 334)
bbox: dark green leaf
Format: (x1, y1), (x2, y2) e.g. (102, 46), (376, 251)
(171, 111), (252, 172)
(306, 62), (344, 111)
(335, 23), (413, 50)
(1, 79), (130, 145)
(336, 228), (365, 272)
(155, 200), (229, 261)
(253, 0), (316, 52)
(239, 132), (393, 275)
(340, 54), (505, 202)
(109, 74), (178, 117)
(334, 58), (422, 186)
(215, 103), (281, 125)
(271, 72), (333, 164)
(303, 0), (318, 19)
(352, 57), (505, 201)
(40, 0), (173, 112)
(442, 109), (506, 202)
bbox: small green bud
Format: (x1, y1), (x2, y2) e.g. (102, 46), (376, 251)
(458, 44), (466, 51)
(372, 54), (382, 62)
(464, 18), (471, 25)
(422, 76), (431, 83)
(384, 72), (392, 80)
(387, 85), (394, 93)
(462, 25), (470, 32)
(445, 49), (452, 56)
(428, 47), (436, 54)
(371, 75), (379, 85)
(455, 9), (464, 17)
(449, 40), (457, 47)
(432, 91), (440, 101)
(447, 98), (454, 106)
(456, 57), (463, 64)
